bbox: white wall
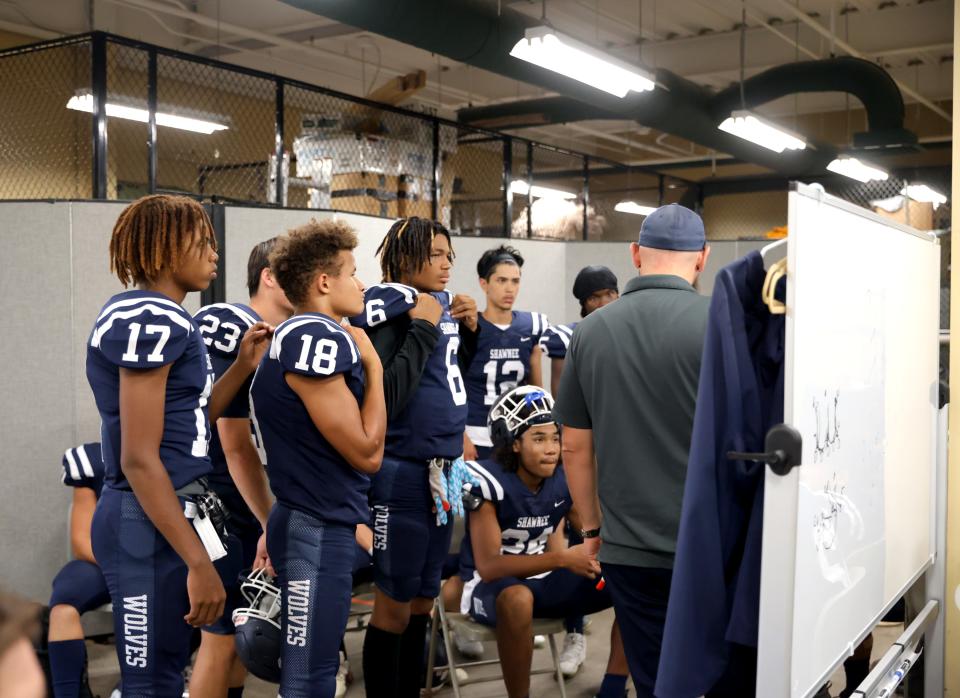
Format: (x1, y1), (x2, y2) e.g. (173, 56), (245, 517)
(0, 201), (771, 600)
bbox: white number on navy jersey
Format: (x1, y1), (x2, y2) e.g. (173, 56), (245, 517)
(198, 314), (242, 354)
(482, 360), (526, 405)
(500, 526), (554, 556)
(366, 298), (387, 327)
(122, 322), (171, 363)
(445, 336), (467, 406)
(294, 334), (339, 375)
(191, 370), (214, 457)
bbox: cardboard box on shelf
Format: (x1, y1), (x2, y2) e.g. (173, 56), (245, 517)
(873, 198), (934, 231)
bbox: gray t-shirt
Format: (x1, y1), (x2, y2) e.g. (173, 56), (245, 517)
(553, 274), (709, 568)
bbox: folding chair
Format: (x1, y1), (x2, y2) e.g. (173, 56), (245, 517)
(424, 597), (568, 698)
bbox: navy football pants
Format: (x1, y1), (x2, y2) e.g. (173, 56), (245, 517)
(91, 488), (236, 697)
(49, 559), (111, 614)
(267, 503), (354, 698)
(602, 563), (673, 698)
(369, 456), (454, 602)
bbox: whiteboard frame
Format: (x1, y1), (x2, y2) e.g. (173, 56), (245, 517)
(756, 182), (940, 698)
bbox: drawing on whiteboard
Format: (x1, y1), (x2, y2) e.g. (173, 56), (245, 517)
(812, 390), (841, 462)
(813, 472), (848, 552)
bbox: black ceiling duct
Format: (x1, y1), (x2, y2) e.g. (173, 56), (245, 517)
(280, 0), (914, 174)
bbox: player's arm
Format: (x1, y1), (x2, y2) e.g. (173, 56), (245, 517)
(355, 523), (373, 553)
(528, 344), (544, 388)
(218, 418), (272, 527)
(369, 313), (441, 419)
(549, 358), (565, 394)
(545, 517), (567, 553)
(470, 503), (597, 582)
(207, 322), (273, 422)
(119, 365), (225, 627)
(69, 488), (97, 564)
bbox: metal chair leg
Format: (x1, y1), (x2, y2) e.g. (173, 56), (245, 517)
(437, 602), (464, 698)
(424, 600), (441, 698)
(548, 632), (568, 698)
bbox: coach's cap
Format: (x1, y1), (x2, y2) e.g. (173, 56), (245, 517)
(572, 265), (619, 304)
(638, 204), (706, 251)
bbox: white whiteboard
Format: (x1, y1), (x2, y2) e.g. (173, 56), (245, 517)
(757, 184), (940, 698)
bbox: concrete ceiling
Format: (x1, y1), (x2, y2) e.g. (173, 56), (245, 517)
(0, 0), (951, 180)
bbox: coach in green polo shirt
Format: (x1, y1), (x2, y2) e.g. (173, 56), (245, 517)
(553, 203), (711, 698)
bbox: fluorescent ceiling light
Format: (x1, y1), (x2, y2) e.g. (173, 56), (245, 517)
(826, 157), (889, 183)
(904, 184), (947, 206)
(510, 179), (577, 200)
(718, 110), (806, 153)
(510, 26), (655, 98)
(615, 201), (657, 216)
(66, 93), (228, 135)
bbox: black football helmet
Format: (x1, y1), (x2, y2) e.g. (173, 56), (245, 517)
(232, 568), (282, 683)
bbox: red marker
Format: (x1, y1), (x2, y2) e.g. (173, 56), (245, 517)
(595, 577), (606, 591)
(442, 500), (451, 512)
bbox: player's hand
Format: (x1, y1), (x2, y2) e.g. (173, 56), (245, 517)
(561, 544), (602, 579)
(237, 321), (274, 372)
(346, 325), (382, 372)
(463, 433), (478, 461)
(409, 293), (443, 325)
(253, 531), (275, 577)
(451, 294), (478, 332)
(445, 457), (480, 520)
(582, 536), (602, 559)
(428, 460), (450, 525)
(184, 560), (227, 627)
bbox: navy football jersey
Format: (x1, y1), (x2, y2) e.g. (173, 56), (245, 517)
(193, 302), (262, 484)
(61, 442), (105, 497)
(464, 312), (549, 444)
(250, 313), (370, 525)
(352, 284), (468, 461)
(460, 460), (571, 580)
(87, 290), (215, 491)
(538, 323), (577, 360)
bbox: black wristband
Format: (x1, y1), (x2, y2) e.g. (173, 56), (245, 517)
(580, 527), (601, 539)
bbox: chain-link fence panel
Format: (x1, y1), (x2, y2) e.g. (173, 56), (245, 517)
(448, 129), (505, 237)
(0, 39), (93, 199)
(156, 54), (275, 203)
(107, 42), (149, 200)
(588, 167), (662, 242)
(284, 85), (438, 219)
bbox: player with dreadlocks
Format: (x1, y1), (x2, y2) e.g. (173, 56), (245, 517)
(86, 194), (273, 694)
(352, 217), (481, 697)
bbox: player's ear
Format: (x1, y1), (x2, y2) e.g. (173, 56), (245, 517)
(478, 277), (488, 293)
(512, 439), (521, 454)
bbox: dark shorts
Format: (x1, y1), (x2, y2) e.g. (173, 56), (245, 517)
(91, 487), (237, 696)
(462, 568), (612, 627)
(602, 563), (673, 698)
(205, 481), (263, 636)
(267, 503), (355, 698)
(369, 456), (454, 603)
(49, 559), (111, 613)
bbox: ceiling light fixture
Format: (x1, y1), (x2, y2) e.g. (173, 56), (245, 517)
(826, 157), (889, 183)
(904, 184), (947, 207)
(718, 110), (807, 153)
(66, 93), (228, 135)
(614, 201), (657, 216)
(510, 179), (577, 200)
(509, 26), (655, 98)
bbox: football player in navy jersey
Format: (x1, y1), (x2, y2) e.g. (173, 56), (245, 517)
(463, 245), (548, 462)
(189, 237), (294, 698)
(86, 195), (273, 696)
(540, 265), (619, 392)
(46, 443), (107, 698)
(461, 386), (626, 698)
(249, 219), (386, 698)
(352, 217), (479, 697)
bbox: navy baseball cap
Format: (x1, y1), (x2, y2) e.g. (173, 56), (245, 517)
(638, 204), (706, 251)
(572, 265), (618, 304)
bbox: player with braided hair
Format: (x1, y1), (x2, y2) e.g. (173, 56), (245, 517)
(353, 217), (481, 697)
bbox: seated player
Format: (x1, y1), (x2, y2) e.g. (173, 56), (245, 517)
(539, 265), (619, 391)
(461, 386), (628, 698)
(189, 237), (294, 698)
(463, 245), (548, 462)
(46, 443), (109, 698)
